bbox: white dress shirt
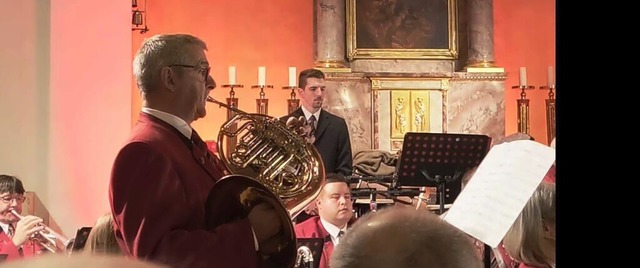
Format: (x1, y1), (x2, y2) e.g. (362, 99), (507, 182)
(320, 218), (347, 245)
(142, 108), (192, 138)
(300, 106), (321, 125)
(0, 222), (10, 236)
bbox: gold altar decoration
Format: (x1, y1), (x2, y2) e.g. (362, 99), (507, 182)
(391, 91), (431, 138)
(371, 78), (448, 151)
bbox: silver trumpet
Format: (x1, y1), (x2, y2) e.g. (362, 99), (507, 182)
(10, 209), (72, 254)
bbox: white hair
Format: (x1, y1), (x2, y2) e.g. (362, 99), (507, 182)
(132, 34), (207, 93)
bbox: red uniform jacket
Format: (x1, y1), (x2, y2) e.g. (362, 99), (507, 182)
(109, 112), (257, 268)
(294, 216), (335, 268)
(0, 229), (43, 262)
(518, 263), (551, 268)
(543, 165), (556, 183)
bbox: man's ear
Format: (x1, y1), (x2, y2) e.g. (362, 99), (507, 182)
(297, 87), (304, 96)
(160, 67), (177, 92)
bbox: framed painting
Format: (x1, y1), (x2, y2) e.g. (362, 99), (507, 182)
(346, 0), (458, 60)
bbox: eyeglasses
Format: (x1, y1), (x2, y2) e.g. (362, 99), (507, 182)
(0, 195), (26, 204)
(169, 64), (211, 81)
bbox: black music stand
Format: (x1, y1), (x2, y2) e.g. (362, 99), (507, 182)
(70, 227), (93, 253)
(296, 238), (324, 268)
(395, 132), (491, 214)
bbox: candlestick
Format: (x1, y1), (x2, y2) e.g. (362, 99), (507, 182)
(511, 85), (535, 134)
(282, 86), (299, 114)
(221, 83), (244, 156)
(547, 66), (555, 87)
(539, 84), (556, 145)
(288, 67), (297, 87)
(258, 66), (266, 86)
(251, 84), (273, 114)
(228, 66), (236, 85)
(519, 67), (527, 87)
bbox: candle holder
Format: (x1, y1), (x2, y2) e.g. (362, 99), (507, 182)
(511, 85), (535, 134)
(540, 85), (556, 144)
(282, 86), (299, 114)
(222, 84), (244, 111)
(221, 84), (244, 153)
(252, 85), (273, 114)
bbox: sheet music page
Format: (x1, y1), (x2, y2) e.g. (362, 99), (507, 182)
(443, 140), (555, 248)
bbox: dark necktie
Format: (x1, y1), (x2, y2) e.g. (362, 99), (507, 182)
(337, 230), (344, 238)
(190, 130), (211, 164)
(7, 224), (14, 238)
(7, 224), (23, 256)
(308, 115), (317, 134)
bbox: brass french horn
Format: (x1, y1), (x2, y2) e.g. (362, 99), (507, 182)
(204, 97), (325, 268)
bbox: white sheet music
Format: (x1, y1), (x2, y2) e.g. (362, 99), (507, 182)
(443, 140), (555, 248)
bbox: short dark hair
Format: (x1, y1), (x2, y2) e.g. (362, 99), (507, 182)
(324, 172), (348, 186)
(0, 174), (26, 195)
(298, 68), (325, 89)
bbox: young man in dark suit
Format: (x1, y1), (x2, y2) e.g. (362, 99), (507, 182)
(283, 68), (353, 177)
(109, 34), (281, 268)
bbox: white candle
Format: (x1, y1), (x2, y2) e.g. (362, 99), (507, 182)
(288, 67), (297, 87)
(258, 66), (266, 86)
(519, 67), (527, 86)
(547, 66), (555, 87)
(228, 66), (236, 85)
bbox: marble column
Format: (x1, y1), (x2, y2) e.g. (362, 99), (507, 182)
(466, 0), (498, 68)
(314, 0), (347, 68)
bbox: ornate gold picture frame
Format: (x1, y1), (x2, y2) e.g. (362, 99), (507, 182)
(346, 0), (458, 60)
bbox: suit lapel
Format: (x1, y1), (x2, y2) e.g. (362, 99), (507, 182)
(293, 108), (304, 119)
(314, 109), (330, 142)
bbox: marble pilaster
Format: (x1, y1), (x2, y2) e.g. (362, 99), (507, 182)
(321, 75), (373, 156)
(466, 0), (498, 68)
(448, 72), (506, 142)
(314, 0), (347, 68)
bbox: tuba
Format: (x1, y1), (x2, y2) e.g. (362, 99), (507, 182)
(204, 97), (325, 268)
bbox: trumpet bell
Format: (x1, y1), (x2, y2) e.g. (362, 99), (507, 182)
(205, 175), (296, 268)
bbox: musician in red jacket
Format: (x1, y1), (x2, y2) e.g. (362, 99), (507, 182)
(295, 173), (353, 268)
(0, 175), (45, 262)
(109, 33), (281, 268)
(503, 182), (556, 268)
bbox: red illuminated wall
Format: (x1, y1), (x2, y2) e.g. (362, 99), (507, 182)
(495, 0), (556, 144)
(1, 0), (132, 237)
(131, 0), (556, 143)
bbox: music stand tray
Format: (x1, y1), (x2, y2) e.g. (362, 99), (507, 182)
(395, 132), (491, 211)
